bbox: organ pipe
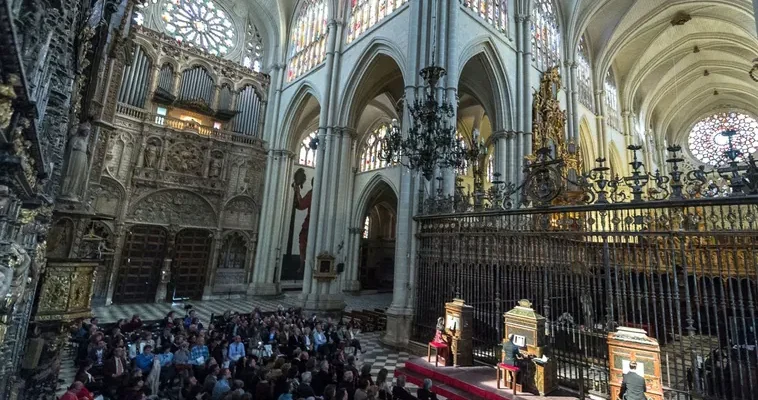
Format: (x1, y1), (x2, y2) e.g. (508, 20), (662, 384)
(117, 45), (152, 108)
(231, 85), (261, 136)
(158, 64), (173, 93)
(179, 66), (214, 105)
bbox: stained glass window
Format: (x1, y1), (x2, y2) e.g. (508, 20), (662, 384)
(362, 216), (370, 239)
(360, 123), (393, 172)
(577, 36), (594, 111)
(688, 112), (758, 167)
(463, 0), (507, 33)
(531, 0), (561, 71)
(133, 0), (158, 26)
(347, 0), (408, 43)
(242, 20), (264, 72)
(298, 131), (318, 167)
(604, 69), (620, 130)
(287, 0), (328, 81)
(162, 0), (235, 56)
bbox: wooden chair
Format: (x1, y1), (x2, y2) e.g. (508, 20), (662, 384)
(427, 341), (448, 367)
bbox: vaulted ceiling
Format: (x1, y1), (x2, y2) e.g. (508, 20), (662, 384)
(571, 0), (758, 144)
(257, 0), (757, 144)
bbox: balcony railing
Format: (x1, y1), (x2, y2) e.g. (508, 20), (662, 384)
(115, 102), (262, 147)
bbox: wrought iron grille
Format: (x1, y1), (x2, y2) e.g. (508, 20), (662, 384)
(413, 146), (758, 400)
(413, 200), (758, 399)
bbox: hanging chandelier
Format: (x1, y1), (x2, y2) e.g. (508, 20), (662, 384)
(379, 65), (463, 181)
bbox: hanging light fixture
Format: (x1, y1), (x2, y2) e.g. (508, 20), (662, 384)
(379, 65), (463, 181)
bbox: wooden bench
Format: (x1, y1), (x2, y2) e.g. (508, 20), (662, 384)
(363, 310), (386, 330)
(496, 363), (520, 394)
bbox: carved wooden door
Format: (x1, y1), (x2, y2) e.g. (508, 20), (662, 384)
(171, 229), (211, 300)
(113, 225), (167, 304)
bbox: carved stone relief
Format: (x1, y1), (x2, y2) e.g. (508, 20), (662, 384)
(129, 190), (216, 226)
(47, 218), (74, 258)
(222, 196), (258, 230)
(142, 137), (162, 169)
(92, 179), (122, 216)
(208, 150), (223, 178)
(105, 130), (134, 180)
(227, 158), (265, 197)
(166, 142), (203, 175)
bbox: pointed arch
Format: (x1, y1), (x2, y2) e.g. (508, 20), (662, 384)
(278, 81), (323, 151)
(352, 173), (399, 228)
(457, 36), (514, 131)
(578, 117), (595, 173)
(337, 38), (407, 128)
(608, 141), (624, 178)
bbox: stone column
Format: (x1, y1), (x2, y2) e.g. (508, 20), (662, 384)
(248, 149), (291, 296)
(595, 89), (607, 158)
(172, 72), (182, 97)
(491, 130), (508, 181)
(520, 14), (533, 177)
(202, 229), (222, 300)
(155, 257), (172, 303)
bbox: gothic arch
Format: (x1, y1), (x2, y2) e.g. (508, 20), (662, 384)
(457, 37), (514, 132)
(279, 81), (322, 151)
(223, 194), (259, 210)
(128, 189), (217, 227)
(578, 117), (595, 172)
(337, 38), (408, 128)
(608, 141), (624, 178)
(352, 173), (399, 228)
(180, 60), (218, 83)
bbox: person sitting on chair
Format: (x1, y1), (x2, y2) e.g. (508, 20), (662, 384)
(619, 361), (647, 400)
(502, 334), (522, 366)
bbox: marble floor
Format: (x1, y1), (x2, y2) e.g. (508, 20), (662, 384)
(59, 292), (447, 398)
(92, 291), (393, 324)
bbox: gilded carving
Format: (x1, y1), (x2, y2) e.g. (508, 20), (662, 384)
(37, 271), (70, 314)
(166, 142), (204, 174)
(0, 82), (16, 130)
(130, 190), (216, 226)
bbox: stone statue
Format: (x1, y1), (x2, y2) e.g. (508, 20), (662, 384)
(143, 140), (159, 169)
(209, 156), (222, 178)
(60, 120), (92, 200)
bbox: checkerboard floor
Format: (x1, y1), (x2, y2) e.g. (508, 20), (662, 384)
(60, 293), (440, 398)
(92, 292), (393, 324)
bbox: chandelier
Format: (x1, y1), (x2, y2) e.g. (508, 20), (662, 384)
(379, 65), (463, 181)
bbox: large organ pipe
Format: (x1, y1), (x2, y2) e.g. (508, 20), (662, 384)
(159, 65), (173, 92)
(134, 53), (149, 107)
(124, 46), (141, 106)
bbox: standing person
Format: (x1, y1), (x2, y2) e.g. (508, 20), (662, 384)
(212, 368), (232, 400)
(619, 361), (647, 400)
(104, 347), (129, 390)
(375, 368), (392, 400)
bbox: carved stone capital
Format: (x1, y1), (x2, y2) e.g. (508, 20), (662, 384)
(270, 149), (295, 159)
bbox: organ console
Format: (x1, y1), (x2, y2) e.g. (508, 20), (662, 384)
(117, 25), (268, 137)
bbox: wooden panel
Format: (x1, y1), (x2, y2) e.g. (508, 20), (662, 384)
(113, 225), (167, 304)
(172, 229), (211, 300)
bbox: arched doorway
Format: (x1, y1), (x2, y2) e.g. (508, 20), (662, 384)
(113, 225), (167, 304)
(358, 182), (397, 291)
(170, 228), (212, 300)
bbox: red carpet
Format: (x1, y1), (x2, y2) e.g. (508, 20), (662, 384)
(395, 356), (513, 400)
(395, 357), (579, 400)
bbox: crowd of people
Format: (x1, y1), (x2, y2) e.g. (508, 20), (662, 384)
(62, 305), (438, 400)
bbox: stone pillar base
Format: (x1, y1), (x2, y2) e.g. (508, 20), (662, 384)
(246, 282), (282, 297)
(301, 292), (345, 314)
(342, 280), (361, 293)
(381, 308), (414, 349)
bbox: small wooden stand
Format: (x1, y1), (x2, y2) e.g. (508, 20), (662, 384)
(503, 299), (557, 396)
(608, 327), (664, 400)
(445, 298), (473, 366)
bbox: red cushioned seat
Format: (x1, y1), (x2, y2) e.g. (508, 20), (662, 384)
(427, 341), (448, 367)
(497, 363), (519, 371)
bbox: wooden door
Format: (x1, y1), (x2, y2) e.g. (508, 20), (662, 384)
(171, 229), (211, 300)
(113, 225), (167, 304)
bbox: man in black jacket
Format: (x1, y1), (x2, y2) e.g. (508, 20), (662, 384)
(619, 361), (647, 400)
(313, 360), (333, 396)
(392, 375), (417, 400)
